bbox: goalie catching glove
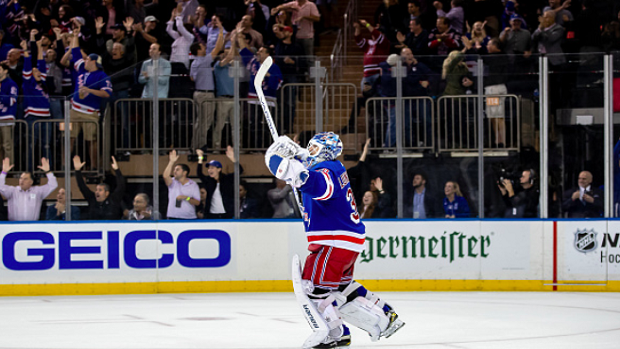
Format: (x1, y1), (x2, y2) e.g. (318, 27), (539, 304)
(266, 136), (309, 188)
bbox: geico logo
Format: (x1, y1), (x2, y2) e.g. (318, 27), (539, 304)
(1, 230), (231, 271)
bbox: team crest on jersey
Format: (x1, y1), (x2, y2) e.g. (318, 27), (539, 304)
(338, 172), (350, 189)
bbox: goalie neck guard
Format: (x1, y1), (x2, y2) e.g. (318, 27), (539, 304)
(305, 132), (343, 168)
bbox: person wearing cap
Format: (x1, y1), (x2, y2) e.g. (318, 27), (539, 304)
(195, 146), (242, 219)
(104, 19), (136, 63)
(500, 14), (531, 56)
(163, 149), (201, 219)
(133, 16), (160, 63)
(68, 26), (112, 169)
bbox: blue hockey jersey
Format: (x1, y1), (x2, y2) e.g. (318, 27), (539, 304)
(299, 160), (366, 253)
(70, 47), (112, 115)
(0, 76), (17, 121)
(240, 48), (282, 104)
(23, 58), (50, 118)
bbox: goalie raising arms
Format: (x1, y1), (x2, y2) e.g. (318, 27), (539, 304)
(265, 132), (405, 348)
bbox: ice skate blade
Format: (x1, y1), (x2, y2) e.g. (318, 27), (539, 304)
(382, 319), (405, 339)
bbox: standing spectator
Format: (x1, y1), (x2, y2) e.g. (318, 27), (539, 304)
(484, 38), (510, 148)
(245, 0), (268, 33)
(274, 25), (304, 133)
(543, 0), (573, 28)
(46, 188), (81, 220)
(531, 9), (566, 66)
(124, 193), (157, 220)
(354, 19), (391, 92)
(396, 18), (429, 57)
(443, 180), (470, 218)
(428, 16), (462, 56)
(178, 0), (199, 22)
(126, 0), (158, 24)
(370, 177), (394, 217)
(163, 149), (201, 220)
(239, 34), (282, 148)
(213, 43), (236, 151)
(402, 0), (431, 30)
(98, 0), (125, 37)
(69, 27), (112, 169)
(441, 50), (468, 96)
(229, 15), (264, 52)
(0, 157), (57, 221)
(433, 0), (464, 33)
(273, 0), (320, 57)
(103, 19), (135, 60)
(195, 147), (241, 219)
(562, 171), (603, 218)
(138, 43), (171, 99)
(197, 13), (229, 54)
(190, 23), (224, 151)
(22, 36), (53, 170)
(462, 21), (490, 55)
(401, 47), (432, 147)
(73, 155), (125, 220)
(3, 48), (23, 91)
(239, 181), (260, 218)
(0, 62), (18, 163)
(499, 14), (531, 56)
(133, 16), (161, 63)
(268, 179), (298, 218)
(166, 4), (196, 70)
(406, 172), (440, 218)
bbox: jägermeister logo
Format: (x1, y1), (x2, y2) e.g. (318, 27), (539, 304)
(361, 231), (491, 263)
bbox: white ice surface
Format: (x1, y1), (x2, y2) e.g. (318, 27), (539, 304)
(0, 291), (619, 349)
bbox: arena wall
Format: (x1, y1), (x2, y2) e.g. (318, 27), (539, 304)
(0, 220), (618, 296)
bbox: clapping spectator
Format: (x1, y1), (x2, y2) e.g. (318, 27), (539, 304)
(543, 0), (573, 27)
(274, 0), (320, 57)
(73, 155), (126, 220)
(499, 14), (531, 56)
(229, 15), (264, 52)
(133, 16), (161, 63)
(396, 18), (429, 57)
(274, 25), (304, 133)
(462, 21), (490, 55)
(443, 180), (470, 218)
(166, 3), (196, 70)
(0, 157), (57, 221)
(562, 171), (603, 218)
(163, 150), (201, 220)
(428, 16), (462, 57)
(46, 188), (81, 220)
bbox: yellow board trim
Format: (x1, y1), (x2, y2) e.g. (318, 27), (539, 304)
(1, 280), (619, 296)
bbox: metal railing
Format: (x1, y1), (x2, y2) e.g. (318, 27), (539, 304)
(437, 94), (521, 153)
(31, 119), (101, 175)
(0, 120), (28, 173)
(365, 97), (435, 152)
(111, 98), (195, 153)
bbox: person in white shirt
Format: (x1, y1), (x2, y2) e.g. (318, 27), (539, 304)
(163, 150), (201, 219)
(0, 157), (58, 221)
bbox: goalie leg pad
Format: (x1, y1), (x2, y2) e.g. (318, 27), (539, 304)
(339, 296), (390, 341)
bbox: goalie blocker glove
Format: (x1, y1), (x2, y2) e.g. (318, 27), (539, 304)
(266, 138), (309, 188)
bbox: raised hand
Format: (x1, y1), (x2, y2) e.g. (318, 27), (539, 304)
(226, 145), (235, 162)
(38, 157), (50, 172)
(169, 149), (179, 163)
(374, 177), (384, 192)
(30, 28), (38, 41)
(73, 155), (85, 171)
(111, 156), (118, 170)
(396, 31), (405, 43)
(123, 17), (134, 30)
(196, 148), (204, 157)
(95, 17), (105, 31)
(2, 157), (14, 173)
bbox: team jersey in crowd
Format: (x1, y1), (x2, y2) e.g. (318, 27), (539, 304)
(22, 58), (50, 118)
(299, 160), (366, 253)
(240, 48), (282, 104)
(0, 76), (17, 121)
(355, 28), (390, 78)
(70, 47), (112, 115)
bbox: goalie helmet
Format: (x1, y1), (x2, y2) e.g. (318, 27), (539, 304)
(305, 132), (343, 168)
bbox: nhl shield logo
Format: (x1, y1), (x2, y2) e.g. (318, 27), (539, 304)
(573, 229), (598, 253)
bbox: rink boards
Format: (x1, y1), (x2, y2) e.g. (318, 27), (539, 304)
(0, 220), (619, 295)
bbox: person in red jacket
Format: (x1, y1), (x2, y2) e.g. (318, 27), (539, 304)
(354, 19), (391, 93)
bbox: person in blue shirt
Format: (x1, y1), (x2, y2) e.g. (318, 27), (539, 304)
(443, 180), (471, 218)
(46, 188), (81, 220)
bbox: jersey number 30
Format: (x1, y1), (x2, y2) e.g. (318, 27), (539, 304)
(346, 188), (360, 224)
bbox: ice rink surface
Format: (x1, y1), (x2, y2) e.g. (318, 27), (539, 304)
(0, 291), (619, 349)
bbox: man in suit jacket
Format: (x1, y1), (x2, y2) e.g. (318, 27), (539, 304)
(531, 10), (566, 66)
(562, 171), (603, 218)
(406, 172), (440, 218)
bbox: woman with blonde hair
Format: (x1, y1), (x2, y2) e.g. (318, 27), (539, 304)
(442, 50), (470, 95)
(359, 190), (378, 219)
(443, 180), (470, 218)
(462, 21), (491, 54)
